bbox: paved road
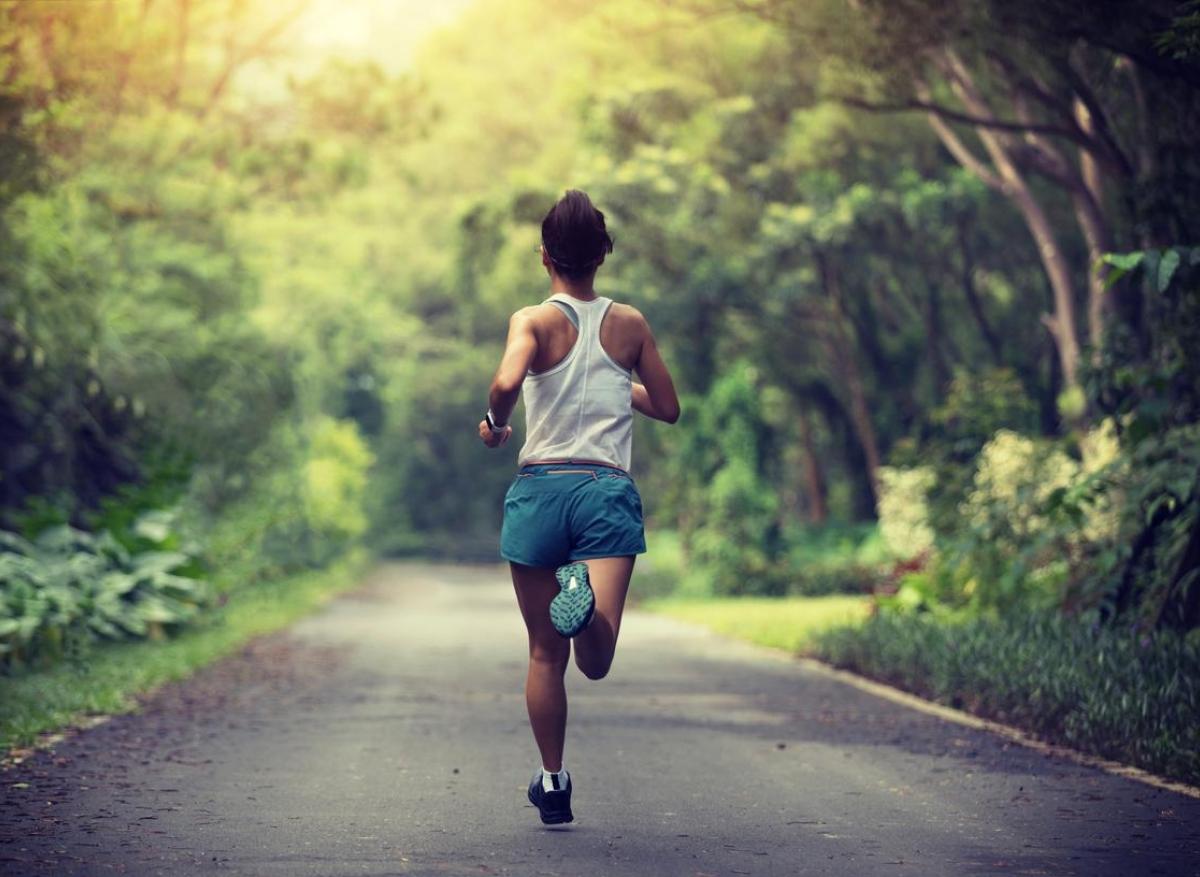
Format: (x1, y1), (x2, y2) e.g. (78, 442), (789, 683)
(2, 562), (1199, 876)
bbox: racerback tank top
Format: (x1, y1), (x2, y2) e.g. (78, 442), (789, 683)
(517, 293), (634, 470)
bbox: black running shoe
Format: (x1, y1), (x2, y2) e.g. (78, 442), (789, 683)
(527, 770), (574, 825)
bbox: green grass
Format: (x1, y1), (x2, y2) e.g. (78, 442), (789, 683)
(0, 548), (371, 754)
(645, 594), (872, 652)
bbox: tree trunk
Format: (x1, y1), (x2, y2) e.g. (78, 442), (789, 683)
(797, 411), (828, 525)
(921, 53), (1084, 395)
(997, 169), (1083, 391)
(955, 216), (1005, 363)
(1070, 178), (1114, 356)
(923, 279), (949, 399)
(817, 253), (881, 504)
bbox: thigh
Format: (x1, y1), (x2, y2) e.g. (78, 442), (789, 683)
(510, 562), (570, 660)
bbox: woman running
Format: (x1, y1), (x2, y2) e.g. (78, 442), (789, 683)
(478, 189), (680, 825)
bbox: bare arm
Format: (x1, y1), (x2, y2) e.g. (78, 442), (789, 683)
(633, 382), (675, 421)
(479, 310), (538, 447)
(632, 317), (680, 424)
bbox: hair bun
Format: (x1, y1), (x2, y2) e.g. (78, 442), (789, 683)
(541, 190), (614, 280)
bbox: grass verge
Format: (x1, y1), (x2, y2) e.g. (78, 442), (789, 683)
(0, 548), (371, 756)
(813, 611), (1200, 785)
(645, 594), (871, 652)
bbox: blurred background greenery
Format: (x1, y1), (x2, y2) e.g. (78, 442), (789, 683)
(1, 0), (1198, 780)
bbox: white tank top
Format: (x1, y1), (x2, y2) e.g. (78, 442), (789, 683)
(517, 293), (634, 470)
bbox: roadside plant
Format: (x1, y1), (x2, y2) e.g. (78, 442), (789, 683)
(0, 512), (211, 673)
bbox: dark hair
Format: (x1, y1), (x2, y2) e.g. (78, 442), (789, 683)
(541, 189), (614, 281)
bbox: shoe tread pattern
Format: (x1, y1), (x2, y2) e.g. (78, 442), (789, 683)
(550, 562), (594, 638)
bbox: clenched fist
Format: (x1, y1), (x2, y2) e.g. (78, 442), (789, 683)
(479, 419), (512, 448)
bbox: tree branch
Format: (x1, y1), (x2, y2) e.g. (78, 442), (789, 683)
(199, 1), (307, 118)
(833, 93), (1087, 142)
(1060, 49), (1135, 179)
(915, 80), (1004, 191)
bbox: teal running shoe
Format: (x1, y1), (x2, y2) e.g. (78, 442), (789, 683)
(550, 562), (595, 638)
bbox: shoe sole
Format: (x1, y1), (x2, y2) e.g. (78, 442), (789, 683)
(550, 562), (594, 638)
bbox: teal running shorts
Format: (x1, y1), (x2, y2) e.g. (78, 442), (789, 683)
(500, 463), (647, 568)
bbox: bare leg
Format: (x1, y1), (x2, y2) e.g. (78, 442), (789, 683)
(573, 556), (635, 680)
(510, 562), (570, 772)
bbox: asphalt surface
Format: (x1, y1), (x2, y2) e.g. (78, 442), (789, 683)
(2, 561), (1199, 876)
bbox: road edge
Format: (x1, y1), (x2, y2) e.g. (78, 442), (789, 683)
(795, 655), (1200, 801)
(1, 550), (373, 773)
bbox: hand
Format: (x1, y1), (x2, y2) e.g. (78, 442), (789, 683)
(479, 419), (512, 448)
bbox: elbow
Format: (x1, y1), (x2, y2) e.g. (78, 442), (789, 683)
(490, 375), (522, 398)
(661, 403), (681, 424)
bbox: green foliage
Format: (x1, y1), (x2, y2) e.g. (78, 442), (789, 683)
(680, 364), (783, 595)
(691, 460), (782, 595)
(79, 449), (195, 553)
(890, 368), (1040, 544)
(881, 420), (1125, 615)
(875, 466), (936, 560)
(0, 515), (211, 674)
(815, 612), (1200, 784)
(1048, 423), (1200, 630)
(641, 523), (886, 601)
(301, 417), (375, 566)
(781, 522), (888, 596)
(1089, 248), (1200, 441)
(2, 0), (1199, 659)
(787, 564), (882, 597)
(1076, 250), (1200, 629)
(951, 429), (1086, 611)
(365, 346), (518, 558)
(193, 417), (373, 586)
(629, 529), (689, 603)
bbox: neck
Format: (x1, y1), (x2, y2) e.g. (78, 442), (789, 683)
(550, 276), (597, 300)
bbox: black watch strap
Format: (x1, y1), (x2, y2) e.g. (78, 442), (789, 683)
(485, 409), (506, 432)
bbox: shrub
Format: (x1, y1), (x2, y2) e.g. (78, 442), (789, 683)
(950, 429), (1080, 610)
(301, 416), (375, 565)
(876, 465), (936, 560)
(0, 514), (212, 673)
(192, 416), (373, 586)
(891, 367), (1039, 543)
(1055, 422), (1200, 629)
(787, 564), (880, 597)
(682, 363), (783, 596)
(691, 459), (782, 595)
(916, 421), (1129, 614)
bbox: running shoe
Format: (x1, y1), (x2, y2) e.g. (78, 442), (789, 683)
(528, 770), (574, 825)
(550, 561), (595, 638)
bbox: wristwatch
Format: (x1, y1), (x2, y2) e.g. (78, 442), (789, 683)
(485, 409), (507, 433)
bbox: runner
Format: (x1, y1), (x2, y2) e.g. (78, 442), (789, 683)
(478, 189), (680, 825)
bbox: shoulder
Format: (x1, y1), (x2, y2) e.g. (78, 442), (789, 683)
(605, 301), (650, 331)
(508, 305), (545, 329)
(605, 302), (654, 348)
